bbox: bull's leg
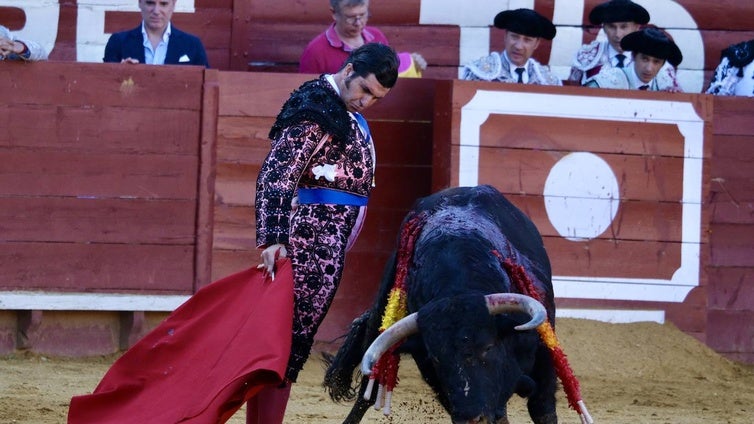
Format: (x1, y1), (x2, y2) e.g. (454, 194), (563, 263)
(526, 346), (558, 424)
(341, 399), (372, 424)
(341, 376), (376, 424)
(531, 412), (558, 424)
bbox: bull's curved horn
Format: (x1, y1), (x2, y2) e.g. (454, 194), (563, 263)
(360, 294), (546, 376)
(484, 293), (547, 331)
(360, 313), (419, 376)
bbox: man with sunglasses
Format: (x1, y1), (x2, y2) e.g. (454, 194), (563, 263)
(299, 0), (425, 75)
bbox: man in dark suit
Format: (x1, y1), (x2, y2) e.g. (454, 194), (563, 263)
(103, 0), (209, 67)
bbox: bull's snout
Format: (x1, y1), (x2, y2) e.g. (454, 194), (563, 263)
(453, 414), (507, 424)
(453, 415), (483, 424)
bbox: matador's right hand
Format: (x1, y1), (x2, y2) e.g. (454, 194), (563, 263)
(257, 243), (288, 280)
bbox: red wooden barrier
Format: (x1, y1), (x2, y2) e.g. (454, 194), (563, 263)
(0, 61), (206, 294)
(707, 96), (754, 363)
(1, 61), (753, 364)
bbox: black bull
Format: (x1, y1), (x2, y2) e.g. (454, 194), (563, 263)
(324, 185), (559, 424)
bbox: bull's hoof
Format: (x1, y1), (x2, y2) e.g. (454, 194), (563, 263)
(533, 412), (558, 424)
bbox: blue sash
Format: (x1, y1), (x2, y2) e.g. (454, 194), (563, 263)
(353, 112), (372, 143)
(297, 188), (368, 206)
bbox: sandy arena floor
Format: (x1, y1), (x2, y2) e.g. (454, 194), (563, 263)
(2, 318), (753, 423)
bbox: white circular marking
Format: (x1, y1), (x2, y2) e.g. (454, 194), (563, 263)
(543, 152), (620, 241)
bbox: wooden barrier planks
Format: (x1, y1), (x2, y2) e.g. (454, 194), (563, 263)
(247, 0), (422, 25)
(707, 96), (754, 361)
(0, 60), (753, 362)
(0, 61), (206, 293)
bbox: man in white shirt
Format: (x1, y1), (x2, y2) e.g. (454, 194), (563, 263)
(103, 0), (209, 67)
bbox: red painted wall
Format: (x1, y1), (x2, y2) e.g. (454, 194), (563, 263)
(1, 4), (754, 361)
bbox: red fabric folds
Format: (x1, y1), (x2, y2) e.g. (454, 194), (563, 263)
(68, 260), (294, 424)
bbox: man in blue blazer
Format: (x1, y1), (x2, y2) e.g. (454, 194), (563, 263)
(103, 0), (209, 68)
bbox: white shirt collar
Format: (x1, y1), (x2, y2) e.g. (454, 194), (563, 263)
(502, 50), (529, 69)
(141, 21), (172, 43)
(626, 66), (653, 89)
(325, 73), (339, 94)
(607, 44), (631, 67)
(502, 51), (530, 83)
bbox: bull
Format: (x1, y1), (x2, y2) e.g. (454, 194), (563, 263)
(323, 185), (559, 424)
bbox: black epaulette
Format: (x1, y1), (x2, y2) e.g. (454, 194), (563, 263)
(269, 76), (351, 143)
(721, 39), (754, 77)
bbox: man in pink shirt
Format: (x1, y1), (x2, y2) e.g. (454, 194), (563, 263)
(299, 0), (389, 74)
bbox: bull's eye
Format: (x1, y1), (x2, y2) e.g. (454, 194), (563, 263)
(460, 336), (474, 362)
(482, 343), (494, 358)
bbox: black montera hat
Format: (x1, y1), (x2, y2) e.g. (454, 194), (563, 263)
(620, 27), (683, 67)
(493, 8), (556, 41)
(589, 0), (650, 25)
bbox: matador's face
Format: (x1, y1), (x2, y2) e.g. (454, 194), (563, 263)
(339, 64), (391, 113)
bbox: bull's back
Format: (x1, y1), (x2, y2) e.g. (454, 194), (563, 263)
(407, 185), (551, 282)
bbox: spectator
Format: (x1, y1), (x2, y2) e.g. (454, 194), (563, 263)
(103, 0), (209, 67)
(249, 42), (399, 424)
(706, 38), (754, 96)
(397, 51), (425, 78)
(584, 27), (683, 91)
(299, 0), (426, 75)
(568, 0), (680, 89)
(461, 8), (561, 86)
(568, 0), (648, 84)
(0, 24), (47, 61)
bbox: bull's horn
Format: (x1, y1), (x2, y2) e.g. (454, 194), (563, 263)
(484, 293), (547, 331)
(360, 313), (419, 376)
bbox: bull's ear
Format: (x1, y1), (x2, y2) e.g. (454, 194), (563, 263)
(494, 315), (524, 335)
(399, 335), (422, 352)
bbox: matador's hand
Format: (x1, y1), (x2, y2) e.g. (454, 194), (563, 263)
(257, 244), (287, 280)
